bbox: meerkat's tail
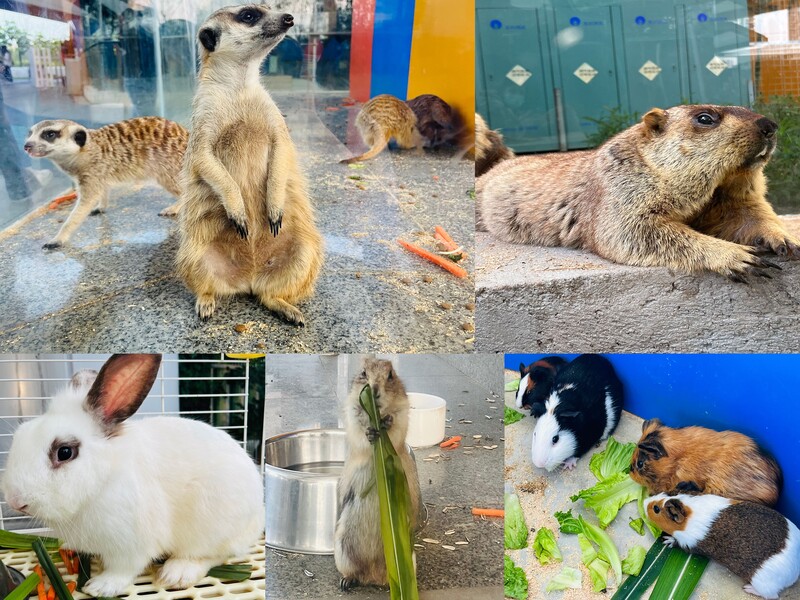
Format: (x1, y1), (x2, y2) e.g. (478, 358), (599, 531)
(475, 113), (514, 177)
(339, 138), (389, 164)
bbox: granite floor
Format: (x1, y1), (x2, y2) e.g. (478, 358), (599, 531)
(0, 93), (475, 353)
(262, 354), (503, 599)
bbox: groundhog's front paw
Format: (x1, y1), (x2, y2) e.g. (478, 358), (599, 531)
(753, 232), (800, 259)
(42, 240), (62, 250)
(366, 426), (380, 444)
(562, 457), (579, 470)
(83, 574), (134, 598)
(380, 413), (394, 431)
(721, 248), (781, 283)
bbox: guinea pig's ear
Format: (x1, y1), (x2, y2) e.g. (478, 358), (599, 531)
(85, 354), (162, 433)
(637, 441), (666, 460)
(664, 499), (686, 524)
(642, 418), (663, 433)
(519, 363), (527, 376)
(70, 369), (98, 390)
(559, 410), (582, 420)
(73, 128), (87, 148)
(199, 27), (220, 52)
(642, 109), (667, 137)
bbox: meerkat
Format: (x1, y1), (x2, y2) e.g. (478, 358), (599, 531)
(405, 94), (464, 149)
(340, 94), (423, 164)
(335, 358), (421, 592)
(478, 105), (799, 280)
(23, 118), (188, 249)
(177, 4), (323, 324)
(475, 113), (513, 176)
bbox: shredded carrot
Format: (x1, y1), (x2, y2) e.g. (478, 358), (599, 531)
(72, 556), (79, 575)
(58, 549), (73, 575)
(397, 239), (468, 278)
(47, 191), (77, 210)
(66, 582), (77, 594)
(440, 435), (462, 448)
(34, 566), (46, 600)
(471, 507), (504, 518)
(47, 585), (55, 600)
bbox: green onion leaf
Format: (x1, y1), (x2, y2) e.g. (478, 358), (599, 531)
(32, 538), (73, 600)
(0, 530), (60, 551)
(207, 564), (253, 582)
(4, 572), (40, 600)
(612, 539), (672, 600)
(649, 547), (709, 600)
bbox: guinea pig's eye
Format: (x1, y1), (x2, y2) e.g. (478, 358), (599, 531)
(636, 459), (644, 470)
(237, 9), (259, 24)
(653, 505), (661, 514)
(695, 113), (715, 126)
(551, 434), (559, 445)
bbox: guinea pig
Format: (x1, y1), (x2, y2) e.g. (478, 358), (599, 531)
(646, 493), (800, 599)
(531, 354), (623, 471)
(631, 419), (783, 507)
(515, 356), (567, 417)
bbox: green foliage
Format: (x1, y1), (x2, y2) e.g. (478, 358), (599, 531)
(585, 106), (640, 147)
(503, 555), (528, 600)
(588, 436), (637, 481)
(504, 406), (525, 426)
(754, 95), (800, 213)
(532, 527), (562, 565)
(545, 566), (581, 592)
(504, 492), (528, 549)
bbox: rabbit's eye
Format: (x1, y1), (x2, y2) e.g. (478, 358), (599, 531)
(49, 439), (79, 467)
(57, 447), (73, 461)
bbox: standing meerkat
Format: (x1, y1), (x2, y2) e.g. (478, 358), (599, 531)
(23, 117), (188, 249)
(335, 358), (421, 591)
(478, 105), (799, 280)
(177, 4), (323, 324)
(340, 94), (423, 164)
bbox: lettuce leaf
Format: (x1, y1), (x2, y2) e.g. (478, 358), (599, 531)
(533, 527), (562, 565)
(545, 566), (582, 592)
(503, 555), (528, 600)
(571, 472), (644, 528)
(505, 379), (521, 392)
(579, 533), (611, 592)
(622, 545), (648, 576)
(589, 436), (637, 481)
(504, 406), (525, 426)
(579, 515), (622, 585)
(629, 518), (645, 535)
(638, 486), (662, 539)
(554, 509), (582, 534)
(504, 493), (528, 549)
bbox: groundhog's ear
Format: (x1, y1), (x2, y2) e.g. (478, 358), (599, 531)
(199, 27), (219, 52)
(664, 499), (686, 523)
(642, 109), (667, 136)
(73, 129), (87, 147)
(642, 418), (662, 433)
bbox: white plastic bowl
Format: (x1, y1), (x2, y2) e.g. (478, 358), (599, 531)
(406, 392), (447, 447)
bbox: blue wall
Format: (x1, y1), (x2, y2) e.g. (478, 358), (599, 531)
(370, 0), (416, 98)
(506, 354), (800, 524)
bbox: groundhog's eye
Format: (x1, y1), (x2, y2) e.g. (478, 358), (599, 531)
(552, 434), (559, 445)
(695, 113), (716, 126)
(653, 505), (661, 514)
(237, 9), (260, 24)
(360, 370), (366, 378)
(387, 370), (393, 380)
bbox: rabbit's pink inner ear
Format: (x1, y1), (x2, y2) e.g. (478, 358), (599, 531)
(86, 354), (162, 427)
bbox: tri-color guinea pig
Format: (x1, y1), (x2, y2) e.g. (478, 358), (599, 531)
(631, 419), (783, 507)
(531, 354), (624, 471)
(646, 493), (800, 599)
(515, 356), (567, 416)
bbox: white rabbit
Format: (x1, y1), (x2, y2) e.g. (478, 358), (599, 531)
(2, 354), (265, 597)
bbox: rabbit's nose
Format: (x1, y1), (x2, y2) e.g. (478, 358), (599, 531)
(7, 496), (28, 513)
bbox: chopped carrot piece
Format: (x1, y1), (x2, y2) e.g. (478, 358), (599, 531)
(48, 191), (77, 210)
(34, 566), (46, 600)
(72, 556), (79, 576)
(471, 507), (504, 518)
(397, 239), (468, 278)
(59, 549), (73, 575)
(47, 585), (55, 600)
(434, 226), (457, 247)
(66, 582), (77, 594)
(440, 436), (462, 448)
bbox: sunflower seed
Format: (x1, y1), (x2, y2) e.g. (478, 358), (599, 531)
(473, 435), (482, 439)
(444, 530), (456, 535)
(442, 545), (456, 551)
(303, 569), (314, 578)
(422, 538), (440, 544)
(455, 541), (468, 545)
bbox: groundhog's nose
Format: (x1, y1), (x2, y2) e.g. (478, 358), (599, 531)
(281, 14), (294, 29)
(756, 117), (777, 138)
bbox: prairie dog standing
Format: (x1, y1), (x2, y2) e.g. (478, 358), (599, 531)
(23, 118), (188, 249)
(340, 95), (423, 164)
(177, 5), (323, 324)
(478, 105), (797, 280)
(334, 358), (421, 591)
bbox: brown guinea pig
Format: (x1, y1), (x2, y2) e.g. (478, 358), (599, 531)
(630, 418), (782, 507)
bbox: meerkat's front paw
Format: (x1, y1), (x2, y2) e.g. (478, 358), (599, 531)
(227, 213), (249, 240)
(366, 426), (380, 443)
(268, 207), (283, 237)
(159, 203), (180, 217)
(195, 295), (216, 321)
(42, 240), (63, 250)
(89, 208), (105, 216)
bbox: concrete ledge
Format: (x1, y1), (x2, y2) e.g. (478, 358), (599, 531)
(476, 216), (800, 352)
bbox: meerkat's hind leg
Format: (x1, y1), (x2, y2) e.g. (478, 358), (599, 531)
(89, 190), (109, 215)
(155, 170), (183, 217)
(44, 185), (103, 249)
(159, 200), (183, 217)
(195, 293), (217, 321)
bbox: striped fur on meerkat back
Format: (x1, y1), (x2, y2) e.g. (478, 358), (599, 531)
(340, 94), (423, 164)
(24, 117), (188, 249)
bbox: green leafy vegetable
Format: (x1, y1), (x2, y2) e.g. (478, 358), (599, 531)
(554, 509), (582, 534)
(612, 540), (672, 600)
(33, 538), (73, 600)
(4, 573), (40, 600)
(503, 555), (528, 600)
(533, 527), (562, 565)
(579, 533), (611, 592)
(571, 472), (644, 527)
(589, 436), (637, 481)
(504, 406), (525, 426)
(545, 566), (582, 592)
(629, 518), (645, 535)
(648, 547), (709, 600)
(0, 529), (60, 551)
(638, 487), (662, 538)
(622, 546), (647, 576)
(555, 511), (622, 586)
(505, 379), (520, 392)
(207, 564), (253, 582)
(504, 493), (528, 549)
(358, 385), (419, 600)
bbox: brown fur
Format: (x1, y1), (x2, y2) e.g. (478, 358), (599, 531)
(405, 94), (464, 148)
(631, 418), (782, 506)
(475, 113), (513, 176)
(334, 359), (421, 590)
(177, 5), (323, 324)
(340, 94), (423, 164)
(24, 117), (188, 248)
(477, 104), (799, 279)
(648, 497), (789, 582)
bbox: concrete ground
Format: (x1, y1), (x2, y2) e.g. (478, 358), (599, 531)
(477, 217), (800, 353)
(262, 354), (503, 599)
(503, 369), (800, 600)
(0, 93), (474, 352)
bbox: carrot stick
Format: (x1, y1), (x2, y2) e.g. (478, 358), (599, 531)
(47, 191), (77, 210)
(435, 226), (457, 247)
(58, 549), (72, 575)
(440, 435), (462, 448)
(66, 582), (76, 594)
(47, 586), (55, 600)
(34, 566), (46, 600)
(434, 232), (459, 253)
(72, 557), (79, 576)
(397, 239), (468, 278)
(471, 507), (504, 518)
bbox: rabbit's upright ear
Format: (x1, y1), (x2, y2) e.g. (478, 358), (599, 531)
(85, 354), (162, 432)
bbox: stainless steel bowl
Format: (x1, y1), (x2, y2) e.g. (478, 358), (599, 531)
(264, 428), (346, 554)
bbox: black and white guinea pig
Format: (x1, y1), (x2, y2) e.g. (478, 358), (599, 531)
(515, 356), (567, 417)
(646, 493), (800, 599)
(531, 354), (624, 471)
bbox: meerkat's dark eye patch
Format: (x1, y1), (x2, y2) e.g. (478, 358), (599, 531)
(199, 27), (220, 52)
(236, 8), (262, 25)
(73, 130), (87, 147)
(41, 130), (58, 141)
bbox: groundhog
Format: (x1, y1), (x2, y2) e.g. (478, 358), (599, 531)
(405, 94), (464, 148)
(477, 105), (799, 280)
(475, 113), (513, 176)
(340, 94), (423, 164)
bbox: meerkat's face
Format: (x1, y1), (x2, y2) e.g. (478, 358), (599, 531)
(23, 120), (87, 162)
(198, 4), (294, 61)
